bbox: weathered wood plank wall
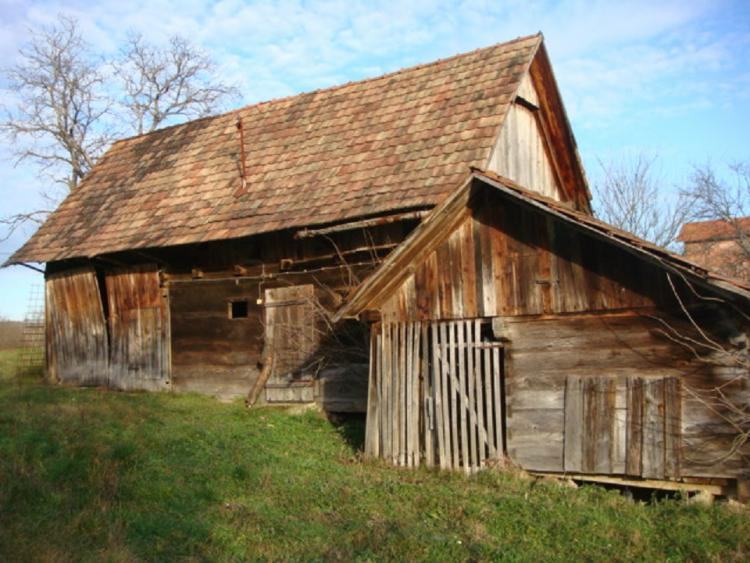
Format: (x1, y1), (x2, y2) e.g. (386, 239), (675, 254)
(370, 189), (749, 479)
(45, 268), (109, 385)
(487, 74), (563, 202)
(164, 222), (414, 402)
(379, 190), (672, 323)
(503, 312), (746, 478)
(45, 220), (414, 403)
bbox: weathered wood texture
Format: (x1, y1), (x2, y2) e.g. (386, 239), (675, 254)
(487, 74), (563, 201)
(366, 320), (504, 472)
(105, 266), (169, 390)
(169, 278), (264, 398)
(45, 268), (109, 385)
(505, 313), (748, 478)
(264, 285), (318, 403)
(563, 375), (681, 478)
(162, 223), (410, 401)
(379, 189), (675, 323)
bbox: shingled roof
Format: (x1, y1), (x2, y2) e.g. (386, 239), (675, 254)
(9, 34), (544, 265)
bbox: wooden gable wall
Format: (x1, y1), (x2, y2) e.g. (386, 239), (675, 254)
(378, 187), (675, 323)
(485, 48), (591, 213)
(487, 74), (563, 202)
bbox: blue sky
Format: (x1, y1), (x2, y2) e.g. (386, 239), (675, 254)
(1, 0), (749, 319)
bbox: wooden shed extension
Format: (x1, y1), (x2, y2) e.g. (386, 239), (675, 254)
(339, 169), (750, 490)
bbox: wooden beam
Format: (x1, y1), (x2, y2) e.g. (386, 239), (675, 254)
(245, 354), (275, 407)
(17, 262), (45, 274)
(294, 210), (430, 239)
(530, 471), (728, 496)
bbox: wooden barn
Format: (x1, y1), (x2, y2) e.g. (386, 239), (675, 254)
(6, 33), (750, 494)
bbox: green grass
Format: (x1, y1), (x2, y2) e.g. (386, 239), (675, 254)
(0, 350), (748, 561)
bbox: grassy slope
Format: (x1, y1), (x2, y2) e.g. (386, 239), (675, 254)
(0, 349), (748, 561)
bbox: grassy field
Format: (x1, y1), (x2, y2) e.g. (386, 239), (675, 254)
(0, 349), (748, 561)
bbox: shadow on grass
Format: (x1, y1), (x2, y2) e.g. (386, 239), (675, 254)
(328, 413), (366, 452)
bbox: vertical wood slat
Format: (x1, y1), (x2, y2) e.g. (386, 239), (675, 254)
(626, 377), (643, 476)
(664, 377), (682, 479)
(484, 344), (496, 458)
(457, 321), (470, 473)
(592, 379), (615, 474)
(466, 321), (478, 471)
(492, 347), (503, 457)
(391, 323), (399, 465)
(364, 326), (380, 459)
(448, 321), (459, 469)
(409, 322), (417, 467)
(412, 322), (422, 467)
(432, 323), (447, 469)
(405, 322), (413, 467)
(440, 322), (453, 470)
(473, 320), (487, 466)
(380, 324), (387, 462)
(382, 323), (392, 464)
(399, 323), (407, 465)
(422, 324), (434, 467)
(642, 379), (666, 479)
(564, 375), (583, 472)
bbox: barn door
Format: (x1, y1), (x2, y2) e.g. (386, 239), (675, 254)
(45, 268), (109, 385)
(365, 319), (505, 472)
(263, 285), (319, 402)
(105, 266), (169, 391)
(563, 376), (681, 478)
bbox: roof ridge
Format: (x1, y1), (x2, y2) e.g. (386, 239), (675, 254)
(113, 33), (542, 146)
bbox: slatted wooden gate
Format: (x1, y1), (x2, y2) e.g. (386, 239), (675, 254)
(365, 320), (505, 473)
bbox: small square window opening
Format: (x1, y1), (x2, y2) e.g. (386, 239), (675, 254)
(229, 300), (249, 319)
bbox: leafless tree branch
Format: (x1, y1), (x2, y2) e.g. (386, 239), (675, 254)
(115, 33), (238, 135)
(1, 14), (112, 193)
(1, 15), (240, 239)
(653, 273), (750, 466)
(593, 153), (692, 249)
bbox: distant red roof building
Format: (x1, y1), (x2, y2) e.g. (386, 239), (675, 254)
(678, 217), (750, 281)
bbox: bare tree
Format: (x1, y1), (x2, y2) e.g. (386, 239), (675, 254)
(1, 16), (111, 195)
(593, 154), (692, 249)
(651, 272), (750, 468)
(1, 15), (238, 241)
(681, 161), (750, 262)
(115, 34), (237, 135)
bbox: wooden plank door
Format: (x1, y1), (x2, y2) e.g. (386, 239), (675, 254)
(564, 375), (682, 479)
(263, 285), (318, 402)
(105, 266), (170, 391)
(45, 268), (109, 385)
